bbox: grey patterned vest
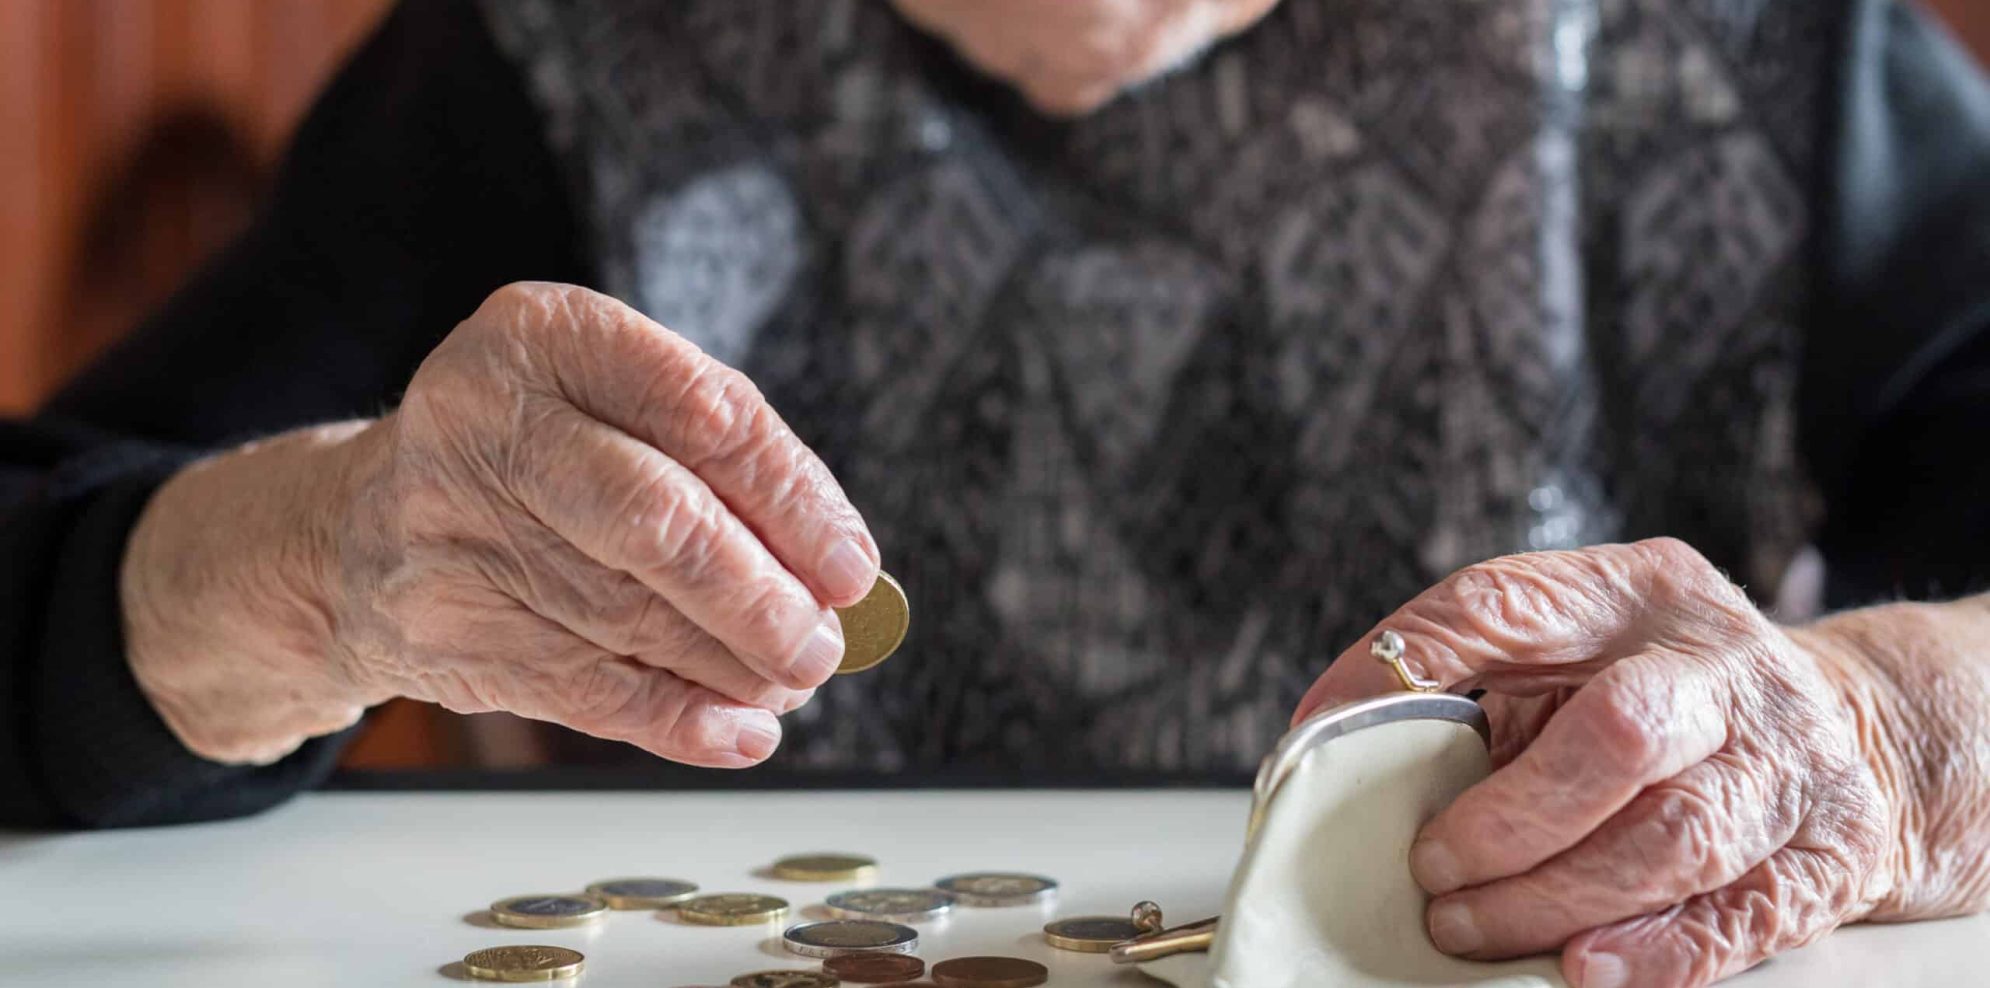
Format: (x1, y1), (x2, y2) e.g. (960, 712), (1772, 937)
(480, 0), (1831, 775)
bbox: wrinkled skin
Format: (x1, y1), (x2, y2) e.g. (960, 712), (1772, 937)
(890, 0), (1282, 116)
(125, 283), (879, 766)
(1294, 539), (1990, 988)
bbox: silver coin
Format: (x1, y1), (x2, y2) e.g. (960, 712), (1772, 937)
(823, 887), (956, 923)
(488, 894), (608, 929)
(585, 877), (699, 909)
(933, 872), (1060, 907)
(780, 919), (920, 958)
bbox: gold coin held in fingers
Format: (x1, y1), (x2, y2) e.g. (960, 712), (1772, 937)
(487, 894), (607, 929)
(461, 945), (585, 982)
(771, 853), (878, 882)
(678, 893), (790, 926)
(834, 572), (909, 674)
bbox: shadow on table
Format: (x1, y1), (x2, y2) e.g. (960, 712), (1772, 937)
(0, 832), (55, 862)
(330, 766), (1254, 792)
(0, 940), (322, 978)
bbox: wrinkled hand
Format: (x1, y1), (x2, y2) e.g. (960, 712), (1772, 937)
(1293, 539), (1990, 988)
(127, 283), (877, 767)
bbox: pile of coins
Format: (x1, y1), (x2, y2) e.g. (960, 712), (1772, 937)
(449, 573), (1141, 983)
(456, 849), (1163, 985)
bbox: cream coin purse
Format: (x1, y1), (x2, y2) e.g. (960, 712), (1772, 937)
(1127, 690), (1568, 988)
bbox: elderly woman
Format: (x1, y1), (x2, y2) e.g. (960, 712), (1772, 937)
(2, 1), (1987, 986)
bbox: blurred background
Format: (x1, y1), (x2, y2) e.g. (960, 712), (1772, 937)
(2, 0), (1986, 773)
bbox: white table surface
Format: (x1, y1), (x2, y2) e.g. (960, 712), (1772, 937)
(1, 790), (1984, 987)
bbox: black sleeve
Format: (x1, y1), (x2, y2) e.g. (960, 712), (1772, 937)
(1809, 0), (1990, 608)
(0, 0), (587, 828)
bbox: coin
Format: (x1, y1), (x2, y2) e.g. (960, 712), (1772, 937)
(781, 919), (919, 958)
(823, 888), (955, 923)
(488, 894), (608, 929)
(461, 945), (585, 982)
(931, 873), (1058, 907)
(833, 572), (909, 674)
(928, 956), (1049, 988)
(822, 953), (926, 983)
(771, 853), (879, 882)
(1042, 915), (1144, 952)
(679, 893), (791, 926)
(586, 876), (699, 909)
(728, 972), (841, 988)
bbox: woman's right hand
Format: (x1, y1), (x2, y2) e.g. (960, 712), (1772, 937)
(123, 282), (879, 768)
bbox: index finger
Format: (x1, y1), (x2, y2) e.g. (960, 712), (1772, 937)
(1290, 539), (1727, 724)
(508, 283), (882, 607)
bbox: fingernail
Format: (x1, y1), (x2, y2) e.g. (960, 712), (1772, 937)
(790, 620), (845, 684)
(1411, 838), (1464, 894)
(1428, 901), (1482, 955)
(818, 539), (876, 602)
(1579, 952), (1627, 988)
(734, 710), (781, 761)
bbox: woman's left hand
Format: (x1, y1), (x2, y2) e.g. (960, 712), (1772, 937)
(1292, 538), (1990, 988)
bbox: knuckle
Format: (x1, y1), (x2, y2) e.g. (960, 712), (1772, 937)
(481, 280), (545, 315)
(1635, 536), (1749, 611)
(750, 680), (809, 713)
(567, 656), (645, 724)
(623, 469), (725, 576)
(1581, 671), (1669, 777)
(616, 590), (687, 657)
(472, 282), (569, 350)
(659, 694), (731, 756)
(665, 361), (776, 469)
(1637, 785), (1734, 887)
(1632, 536), (1703, 572)
(1673, 911), (1742, 986)
(733, 580), (813, 663)
(581, 572), (678, 656)
(1439, 555), (1569, 646)
(737, 429), (817, 513)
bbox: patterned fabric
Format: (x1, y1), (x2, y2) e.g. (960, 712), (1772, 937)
(478, 0), (1831, 776)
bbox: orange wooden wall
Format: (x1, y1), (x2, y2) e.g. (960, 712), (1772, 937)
(0, 0), (391, 415)
(1933, 0), (1990, 71)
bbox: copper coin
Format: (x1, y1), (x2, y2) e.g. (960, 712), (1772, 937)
(928, 957), (1048, 988)
(823, 954), (926, 983)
